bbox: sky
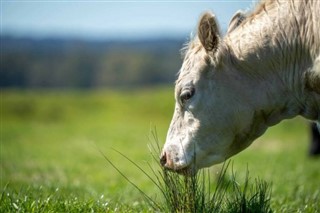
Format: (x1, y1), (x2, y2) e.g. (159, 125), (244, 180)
(1, 1), (256, 40)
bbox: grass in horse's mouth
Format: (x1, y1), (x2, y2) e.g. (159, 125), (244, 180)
(100, 129), (273, 212)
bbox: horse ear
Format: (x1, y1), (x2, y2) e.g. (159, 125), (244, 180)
(227, 10), (246, 33)
(198, 12), (220, 52)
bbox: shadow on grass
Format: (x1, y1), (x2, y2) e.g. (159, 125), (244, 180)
(100, 130), (273, 213)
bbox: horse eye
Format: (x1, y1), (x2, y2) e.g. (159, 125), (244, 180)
(180, 88), (195, 104)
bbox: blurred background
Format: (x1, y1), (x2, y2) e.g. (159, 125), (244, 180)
(1, 0), (266, 200)
(1, 1), (255, 88)
(5, 1), (319, 211)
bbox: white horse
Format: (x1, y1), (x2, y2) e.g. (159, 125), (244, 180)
(160, 0), (320, 173)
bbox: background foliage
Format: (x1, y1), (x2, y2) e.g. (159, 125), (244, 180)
(1, 36), (183, 88)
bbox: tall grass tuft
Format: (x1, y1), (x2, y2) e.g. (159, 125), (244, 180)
(157, 162), (230, 212)
(102, 129), (273, 212)
(225, 171), (273, 213)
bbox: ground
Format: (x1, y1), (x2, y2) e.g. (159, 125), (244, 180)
(1, 87), (319, 212)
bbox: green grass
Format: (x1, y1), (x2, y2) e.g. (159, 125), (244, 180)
(152, 160), (273, 213)
(104, 131), (273, 212)
(1, 87), (320, 212)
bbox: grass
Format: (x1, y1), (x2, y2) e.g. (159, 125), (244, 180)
(1, 184), (109, 212)
(102, 131), (273, 212)
(1, 87), (320, 211)
(158, 165), (273, 213)
(154, 162), (273, 213)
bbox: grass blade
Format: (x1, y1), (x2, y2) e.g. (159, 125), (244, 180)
(97, 149), (161, 211)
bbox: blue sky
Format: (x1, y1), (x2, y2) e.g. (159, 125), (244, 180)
(1, 1), (256, 40)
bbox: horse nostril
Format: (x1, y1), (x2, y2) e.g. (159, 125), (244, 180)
(160, 152), (167, 166)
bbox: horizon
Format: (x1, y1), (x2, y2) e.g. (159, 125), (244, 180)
(2, 1), (256, 41)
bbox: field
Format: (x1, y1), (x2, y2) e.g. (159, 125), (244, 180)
(1, 87), (320, 212)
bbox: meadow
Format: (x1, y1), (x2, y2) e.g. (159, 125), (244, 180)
(1, 87), (320, 212)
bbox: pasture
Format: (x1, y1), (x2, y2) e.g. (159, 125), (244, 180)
(1, 88), (319, 212)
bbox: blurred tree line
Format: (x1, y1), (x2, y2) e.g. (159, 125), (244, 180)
(1, 36), (184, 88)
